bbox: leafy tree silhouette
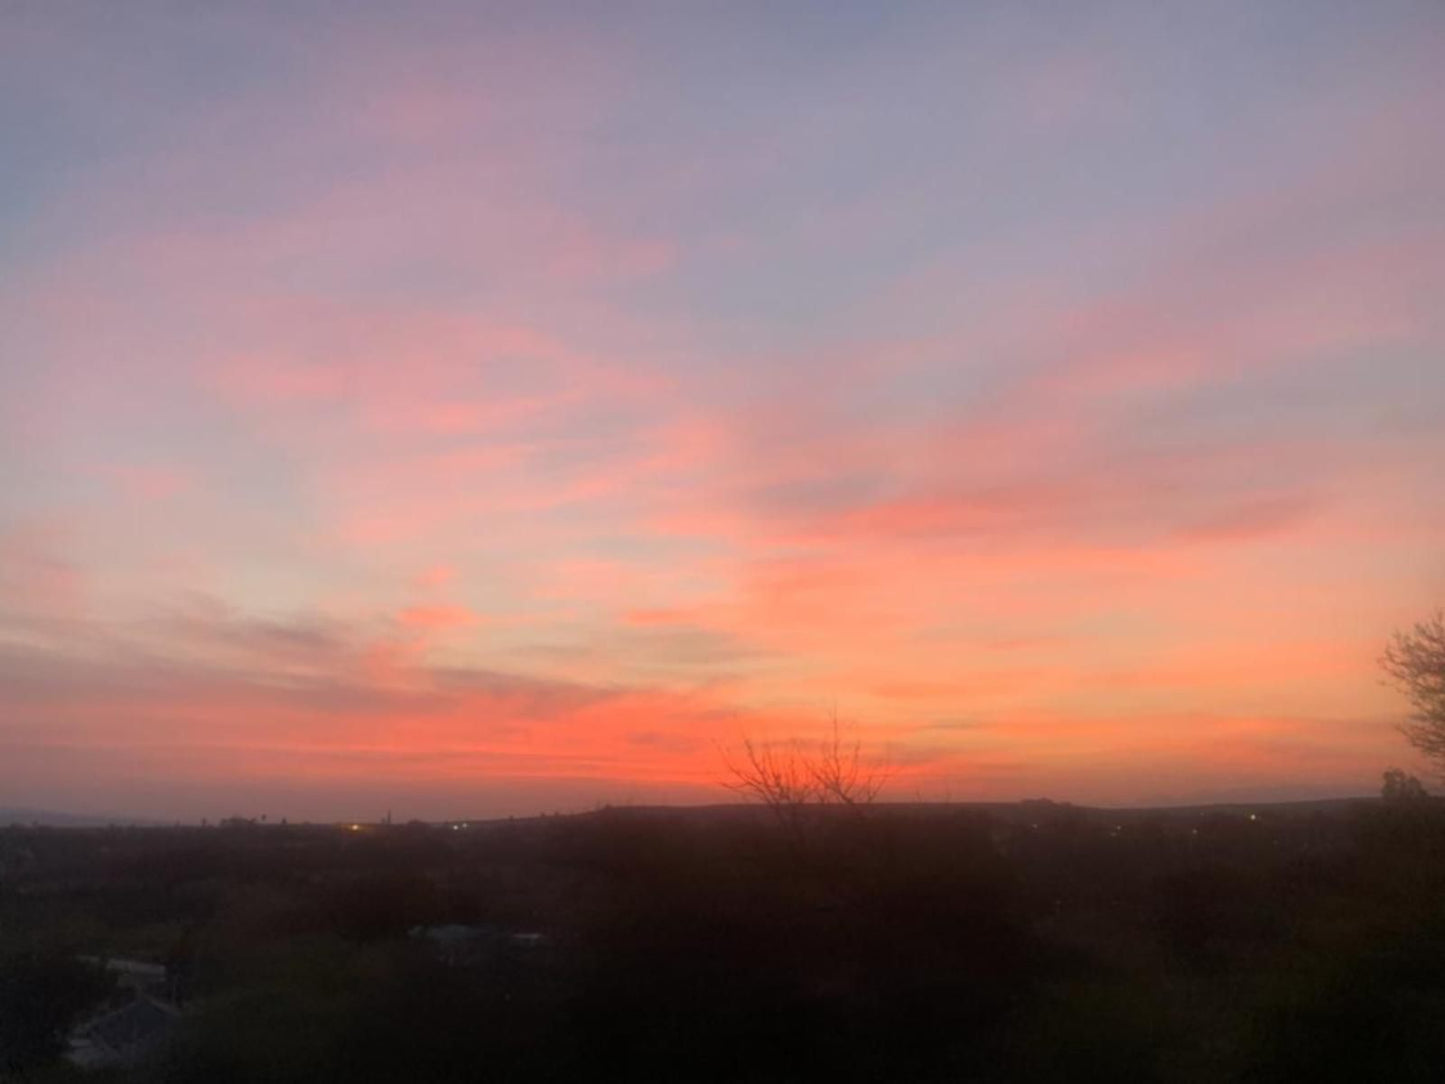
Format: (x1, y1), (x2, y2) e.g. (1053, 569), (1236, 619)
(0, 952), (114, 1073)
(1381, 767), (1429, 802)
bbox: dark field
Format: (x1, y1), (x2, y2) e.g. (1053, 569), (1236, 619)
(3, 798), (1445, 1083)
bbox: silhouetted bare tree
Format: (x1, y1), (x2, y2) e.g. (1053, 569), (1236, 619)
(1382, 611), (1445, 777)
(721, 716), (887, 828)
(722, 736), (819, 810)
(810, 718), (887, 806)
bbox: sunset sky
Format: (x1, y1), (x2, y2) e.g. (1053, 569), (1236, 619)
(2, 2), (1443, 821)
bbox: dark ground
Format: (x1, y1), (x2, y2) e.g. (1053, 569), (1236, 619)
(3, 796), (1444, 1082)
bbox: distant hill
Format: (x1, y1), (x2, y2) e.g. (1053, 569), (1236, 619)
(0, 807), (163, 827)
(0, 797), (1386, 831)
(443, 796), (1383, 831)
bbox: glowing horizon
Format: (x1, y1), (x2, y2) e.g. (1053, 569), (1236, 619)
(2, 2), (1443, 820)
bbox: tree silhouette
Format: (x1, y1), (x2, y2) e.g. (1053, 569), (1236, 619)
(1382, 611), (1445, 777)
(0, 953), (114, 1072)
(1381, 767), (1429, 802)
(721, 715), (887, 830)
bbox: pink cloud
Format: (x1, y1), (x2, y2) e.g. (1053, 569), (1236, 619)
(102, 464), (192, 502)
(0, 522), (87, 620)
(413, 564), (456, 590)
(396, 604), (478, 631)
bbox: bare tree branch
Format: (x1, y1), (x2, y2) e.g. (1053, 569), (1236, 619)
(1382, 610), (1445, 777)
(720, 716), (888, 822)
(808, 713), (888, 806)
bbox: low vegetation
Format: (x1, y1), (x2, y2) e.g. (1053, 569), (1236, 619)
(3, 789), (1444, 1082)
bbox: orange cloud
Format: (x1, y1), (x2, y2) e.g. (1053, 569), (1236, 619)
(396, 604), (478, 631)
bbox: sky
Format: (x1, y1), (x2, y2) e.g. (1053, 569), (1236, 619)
(2, 1), (1443, 821)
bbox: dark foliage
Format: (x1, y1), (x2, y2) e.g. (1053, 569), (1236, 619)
(3, 799), (1444, 1082)
(0, 950), (114, 1073)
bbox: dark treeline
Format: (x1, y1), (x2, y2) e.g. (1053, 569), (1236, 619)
(3, 797), (1445, 1082)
